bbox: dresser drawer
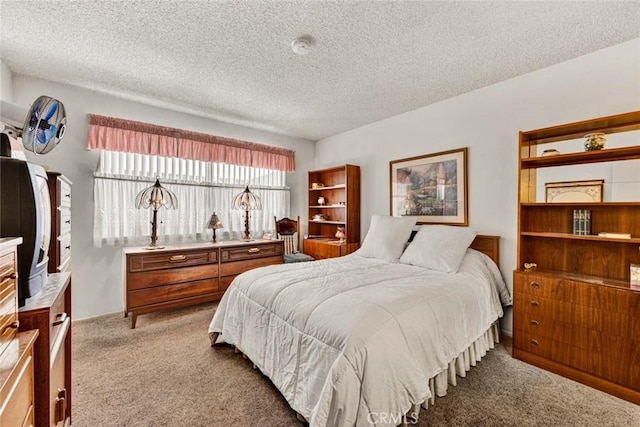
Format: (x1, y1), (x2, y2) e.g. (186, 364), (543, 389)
(514, 272), (584, 302)
(515, 309), (590, 347)
(219, 256), (282, 278)
(127, 264), (219, 290)
(128, 278), (219, 308)
(58, 179), (71, 209)
(48, 293), (69, 354)
(514, 330), (590, 372)
(50, 337), (67, 426)
(59, 209), (71, 236)
(128, 250), (217, 273)
(0, 252), (15, 281)
(0, 289), (18, 356)
(221, 242), (283, 263)
(58, 234), (71, 267)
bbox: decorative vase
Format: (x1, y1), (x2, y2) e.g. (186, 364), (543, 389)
(317, 196), (325, 205)
(583, 132), (606, 151)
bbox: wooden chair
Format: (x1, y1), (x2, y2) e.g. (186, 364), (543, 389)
(274, 216), (314, 263)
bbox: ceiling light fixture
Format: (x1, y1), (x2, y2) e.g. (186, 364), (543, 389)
(291, 37), (312, 55)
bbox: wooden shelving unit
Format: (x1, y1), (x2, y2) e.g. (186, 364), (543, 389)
(304, 164), (360, 260)
(514, 110), (640, 405)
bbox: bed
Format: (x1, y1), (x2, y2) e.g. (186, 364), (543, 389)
(209, 219), (511, 426)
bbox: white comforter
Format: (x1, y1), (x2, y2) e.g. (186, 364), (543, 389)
(209, 249), (507, 426)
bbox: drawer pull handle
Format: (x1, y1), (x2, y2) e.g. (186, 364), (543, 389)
(65, 193), (71, 198)
(65, 245), (71, 250)
(53, 312), (68, 326)
(530, 281), (540, 288)
(1, 272), (17, 281)
(248, 248), (261, 253)
(2, 320), (19, 334)
(169, 255), (187, 262)
(530, 320), (539, 327)
(55, 388), (67, 423)
(530, 339), (539, 346)
(65, 220), (71, 224)
(530, 300), (540, 307)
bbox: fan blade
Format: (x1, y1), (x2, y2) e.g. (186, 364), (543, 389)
(43, 102), (58, 121)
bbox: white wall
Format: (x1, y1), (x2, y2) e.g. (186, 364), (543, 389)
(315, 38), (640, 336)
(10, 76), (315, 319)
(0, 60), (12, 101)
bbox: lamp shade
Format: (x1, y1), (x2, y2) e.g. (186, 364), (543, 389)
(207, 213), (223, 230)
(231, 186), (262, 211)
(135, 178), (178, 210)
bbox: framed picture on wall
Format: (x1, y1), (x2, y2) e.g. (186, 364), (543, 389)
(389, 147), (468, 225)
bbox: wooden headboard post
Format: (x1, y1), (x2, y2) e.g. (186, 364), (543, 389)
(470, 235), (500, 265)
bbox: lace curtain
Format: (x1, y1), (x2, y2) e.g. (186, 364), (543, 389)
(94, 151), (290, 247)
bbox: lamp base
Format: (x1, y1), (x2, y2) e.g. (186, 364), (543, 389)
(143, 245), (165, 250)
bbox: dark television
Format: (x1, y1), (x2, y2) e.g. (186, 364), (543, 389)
(0, 151), (50, 306)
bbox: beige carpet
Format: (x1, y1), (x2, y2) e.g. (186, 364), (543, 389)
(72, 303), (639, 426)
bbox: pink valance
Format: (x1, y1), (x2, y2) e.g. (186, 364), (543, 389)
(87, 114), (295, 172)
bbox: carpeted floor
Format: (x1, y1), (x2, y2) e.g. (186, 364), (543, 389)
(73, 303), (639, 427)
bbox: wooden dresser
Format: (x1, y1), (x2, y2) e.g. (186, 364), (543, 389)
(124, 239), (284, 328)
(46, 172), (72, 274)
(19, 273), (72, 427)
(1, 237), (40, 427)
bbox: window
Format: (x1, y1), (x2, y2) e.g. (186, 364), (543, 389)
(93, 151), (289, 247)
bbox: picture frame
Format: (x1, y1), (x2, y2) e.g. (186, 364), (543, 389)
(389, 147), (468, 225)
(545, 179), (604, 203)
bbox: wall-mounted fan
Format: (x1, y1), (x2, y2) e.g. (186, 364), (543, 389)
(0, 95), (67, 155)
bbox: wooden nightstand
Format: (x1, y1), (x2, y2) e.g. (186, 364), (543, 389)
(303, 239), (359, 260)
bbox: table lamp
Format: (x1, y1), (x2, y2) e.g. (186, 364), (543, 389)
(135, 178), (177, 249)
(207, 212), (224, 243)
(232, 186), (262, 241)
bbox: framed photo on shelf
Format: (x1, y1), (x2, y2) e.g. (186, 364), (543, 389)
(389, 147), (468, 225)
(545, 179), (604, 203)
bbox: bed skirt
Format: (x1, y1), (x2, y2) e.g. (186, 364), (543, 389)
(402, 321), (500, 424)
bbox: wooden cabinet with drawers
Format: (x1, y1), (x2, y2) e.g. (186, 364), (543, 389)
(124, 239), (284, 328)
(515, 111), (640, 404)
(1, 237), (40, 427)
(0, 329), (38, 427)
(19, 273), (72, 427)
(513, 270), (640, 400)
(302, 239), (360, 260)
(46, 172), (72, 274)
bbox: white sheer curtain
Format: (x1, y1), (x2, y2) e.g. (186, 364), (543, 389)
(94, 151), (289, 247)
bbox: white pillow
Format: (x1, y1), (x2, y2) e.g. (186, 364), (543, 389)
(356, 215), (417, 262)
(399, 225), (477, 273)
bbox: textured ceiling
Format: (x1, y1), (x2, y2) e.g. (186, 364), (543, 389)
(1, 1), (639, 141)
